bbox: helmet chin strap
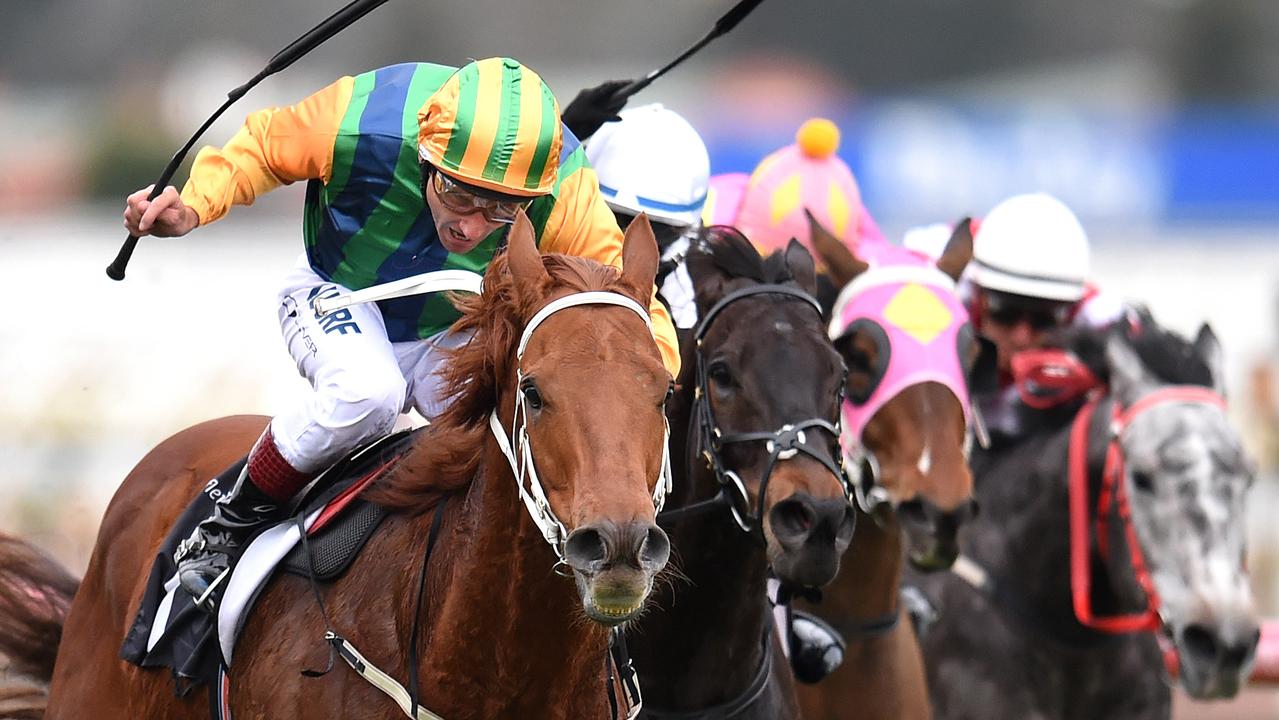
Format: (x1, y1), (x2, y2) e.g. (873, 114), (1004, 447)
(489, 291), (674, 560)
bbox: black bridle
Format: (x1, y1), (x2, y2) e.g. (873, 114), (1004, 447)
(658, 284), (854, 532)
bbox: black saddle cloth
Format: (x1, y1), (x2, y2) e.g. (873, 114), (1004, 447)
(119, 428), (420, 694)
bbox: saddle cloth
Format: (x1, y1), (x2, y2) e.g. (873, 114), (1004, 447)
(119, 429), (419, 693)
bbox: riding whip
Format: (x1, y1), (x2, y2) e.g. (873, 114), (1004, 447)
(611, 0), (767, 101)
(106, 0), (393, 280)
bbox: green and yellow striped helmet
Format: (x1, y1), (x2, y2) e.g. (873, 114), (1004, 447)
(418, 57), (563, 198)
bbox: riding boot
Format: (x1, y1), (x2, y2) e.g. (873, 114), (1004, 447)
(788, 609), (846, 684)
(174, 427), (313, 612)
(174, 465), (281, 612)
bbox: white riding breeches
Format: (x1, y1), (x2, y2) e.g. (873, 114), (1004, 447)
(270, 256), (470, 473)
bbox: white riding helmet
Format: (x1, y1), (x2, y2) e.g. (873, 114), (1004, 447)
(585, 103), (710, 228)
(970, 193), (1090, 302)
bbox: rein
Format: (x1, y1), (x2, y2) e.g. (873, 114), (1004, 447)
(1068, 384), (1225, 634)
(668, 283), (851, 533)
(640, 629), (775, 720)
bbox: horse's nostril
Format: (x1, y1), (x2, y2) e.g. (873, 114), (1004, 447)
(563, 527), (607, 571)
(1182, 624), (1220, 661)
(640, 526), (670, 569)
(898, 500), (928, 527)
(771, 498), (817, 539)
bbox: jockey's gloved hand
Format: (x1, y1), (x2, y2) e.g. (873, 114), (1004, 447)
(561, 79), (631, 141)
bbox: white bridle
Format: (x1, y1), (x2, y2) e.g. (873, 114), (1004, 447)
(315, 272), (673, 560)
(488, 291), (674, 559)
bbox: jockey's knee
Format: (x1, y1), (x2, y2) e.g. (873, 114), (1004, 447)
(319, 373), (406, 444)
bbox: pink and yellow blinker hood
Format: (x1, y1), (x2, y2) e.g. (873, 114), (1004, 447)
(828, 243), (974, 444)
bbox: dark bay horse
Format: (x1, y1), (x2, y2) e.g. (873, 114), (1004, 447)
(915, 312), (1260, 719)
(3, 213), (677, 719)
(629, 227), (855, 719)
(795, 216), (981, 720)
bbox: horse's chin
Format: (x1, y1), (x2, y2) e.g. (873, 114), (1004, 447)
(907, 545), (958, 572)
(904, 528), (959, 572)
(574, 569), (652, 627)
(1178, 657), (1248, 700)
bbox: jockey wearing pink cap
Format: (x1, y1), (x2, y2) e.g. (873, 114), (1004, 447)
(702, 118), (884, 258)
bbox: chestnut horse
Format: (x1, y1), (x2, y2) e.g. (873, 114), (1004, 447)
(794, 216), (980, 720)
(630, 228), (856, 719)
(2, 213), (676, 719)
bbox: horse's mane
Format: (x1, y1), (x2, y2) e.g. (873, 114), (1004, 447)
(366, 249), (636, 514)
(691, 225), (801, 286)
(1065, 306), (1214, 389)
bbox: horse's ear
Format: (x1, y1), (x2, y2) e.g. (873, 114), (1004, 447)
(686, 242), (730, 314)
(1194, 323), (1226, 397)
(1105, 329), (1156, 405)
(806, 209), (868, 287)
(620, 213), (660, 303)
(507, 210), (550, 298)
(936, 217), (974, 282)
(783, 238), (818, 296)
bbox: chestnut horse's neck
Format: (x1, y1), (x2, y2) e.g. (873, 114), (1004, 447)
(794, 512), (932, 720)
(630, 459), (775, 713)
(408, 435), (610, 718)
(836, 511), (904, 641)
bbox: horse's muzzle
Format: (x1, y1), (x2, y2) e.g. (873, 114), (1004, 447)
(1175, 620), (1260, 699)
(901, 498), (976, 572)
(768, 495), (856, 587)
(564, 520), (670, 625)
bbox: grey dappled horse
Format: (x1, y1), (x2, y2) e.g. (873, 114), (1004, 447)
(912, 312), (1259, 719)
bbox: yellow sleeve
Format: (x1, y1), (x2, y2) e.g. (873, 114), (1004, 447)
(179, 75), (355, 225)
(541, 164), (681, 377)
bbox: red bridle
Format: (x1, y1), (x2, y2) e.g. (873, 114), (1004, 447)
(1068, 385), (1226, 634)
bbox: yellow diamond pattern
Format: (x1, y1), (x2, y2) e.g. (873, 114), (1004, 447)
(769, 174), (802, 226)
(882, 283), (953, 345)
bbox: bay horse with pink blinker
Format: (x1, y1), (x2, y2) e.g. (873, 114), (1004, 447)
(792, 214), (985, 720)
(0, 213), (677, 719)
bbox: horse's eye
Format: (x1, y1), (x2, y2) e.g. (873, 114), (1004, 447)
(708, 362), (734, 388)
(521, 381), (544, 410)
(663, 382), (675, 406)
(1132, 471), (1155, 493)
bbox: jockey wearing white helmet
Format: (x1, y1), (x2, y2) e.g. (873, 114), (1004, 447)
(965, 192), (1124, 441)
(584, 102), (711, 328)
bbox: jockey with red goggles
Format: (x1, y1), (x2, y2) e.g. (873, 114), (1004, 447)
(123, 58), (680, 610)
